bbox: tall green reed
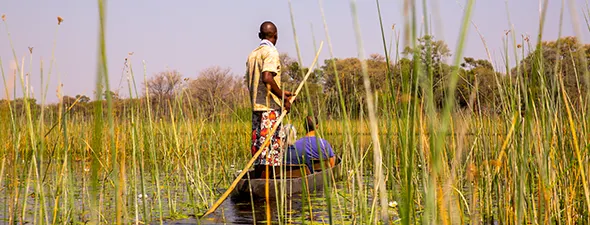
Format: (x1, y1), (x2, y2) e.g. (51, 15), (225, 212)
(317, 1), (368, 223)
(3, 14), (52, 224)
(287, 1), (337, 224)
(349, 0), (388, 223)
(142, 60), (165, 224)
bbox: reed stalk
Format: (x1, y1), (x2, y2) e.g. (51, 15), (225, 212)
(349, 0), (388, 223)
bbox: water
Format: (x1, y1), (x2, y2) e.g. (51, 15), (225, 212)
(0, 161), (391, 224)
(161, 178), (400, 224)
(166, 194), (329, 224)
(162, 182), (362, 224)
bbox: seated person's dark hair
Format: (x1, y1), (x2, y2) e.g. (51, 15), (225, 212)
(304, 116), (318, 133)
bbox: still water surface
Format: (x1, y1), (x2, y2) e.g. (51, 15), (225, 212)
(162, 182), (365, 224)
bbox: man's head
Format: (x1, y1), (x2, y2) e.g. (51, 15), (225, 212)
(304, 116), (318, 133)
(258, 21), (278, 45)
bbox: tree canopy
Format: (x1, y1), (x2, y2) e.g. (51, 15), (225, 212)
(3, 35), (588, 120)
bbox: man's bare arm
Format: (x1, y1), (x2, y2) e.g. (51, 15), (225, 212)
(262, 71), (293, 111)
(261, 71), (292, 99)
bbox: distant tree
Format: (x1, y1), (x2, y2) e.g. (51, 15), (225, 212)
(402, 35), (451, 68)
(62, 95), (77, 106)
(11, 98), (40, 117)
(62, 95), (92, 115)
(75, 94), (91, 103)
(103, 90), (120, 101)
(459, 57), (503, 113)
(513, 36), (589, 108)
(278, 52), (323, 89)
(267, 52), (325, 116)
(190, 66), (246, 116)
(461, 57), (493, 71)
(392, 58), (415, 93)
(401, 35), (453, 108)
(321, 53), (389, 117)
(145, 70), (183, 101)
(280, 53), (298, 82)
(366, 54), (390, 91)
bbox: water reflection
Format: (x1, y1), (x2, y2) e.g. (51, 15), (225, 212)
(164, 184), (352, 224)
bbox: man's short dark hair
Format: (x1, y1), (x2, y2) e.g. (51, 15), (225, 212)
(304, 116), (318, 133)
(258, 21), (277, 40)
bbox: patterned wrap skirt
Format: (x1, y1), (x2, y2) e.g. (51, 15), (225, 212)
(251, 109), (285, 166)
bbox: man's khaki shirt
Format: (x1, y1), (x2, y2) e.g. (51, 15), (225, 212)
(246, 40), (283, 111)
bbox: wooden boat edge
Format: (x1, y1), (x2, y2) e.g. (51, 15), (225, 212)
(229, 158), (342, 200)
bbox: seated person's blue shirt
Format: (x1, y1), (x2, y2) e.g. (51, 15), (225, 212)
(285, 136), (334, 173)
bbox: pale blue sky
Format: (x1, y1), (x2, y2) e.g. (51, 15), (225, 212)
(0, 0), (587, 103)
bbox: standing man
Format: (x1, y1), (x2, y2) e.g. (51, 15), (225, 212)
(246, 21), (293, 176)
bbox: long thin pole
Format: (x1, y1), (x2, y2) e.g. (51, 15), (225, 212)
(200, 42), (324, 219)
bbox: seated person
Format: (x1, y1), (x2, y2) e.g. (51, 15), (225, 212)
(254, 124), (298, 178)
(283, 123), (300, 164)
(284, 116), (335, 173)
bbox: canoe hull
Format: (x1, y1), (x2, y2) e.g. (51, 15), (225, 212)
(230, 161), (341, 200)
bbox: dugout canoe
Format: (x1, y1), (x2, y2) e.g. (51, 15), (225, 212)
(229, 157), (342, 200)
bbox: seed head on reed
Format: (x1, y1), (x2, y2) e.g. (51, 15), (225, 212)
(57, 16), (63, 25)
(523, 34), (530, 43)
(517, 44), (522, 49)
(28, 47), (33, 54)
(56, 83), (63, 102)
(2, 14), (6, 21)
(467, 163), (478, 182)
(489, 159), (501, 170)
(124, 52), (133, 63)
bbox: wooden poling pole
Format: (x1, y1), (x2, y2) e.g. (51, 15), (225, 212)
(200, 42), (324, 219)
